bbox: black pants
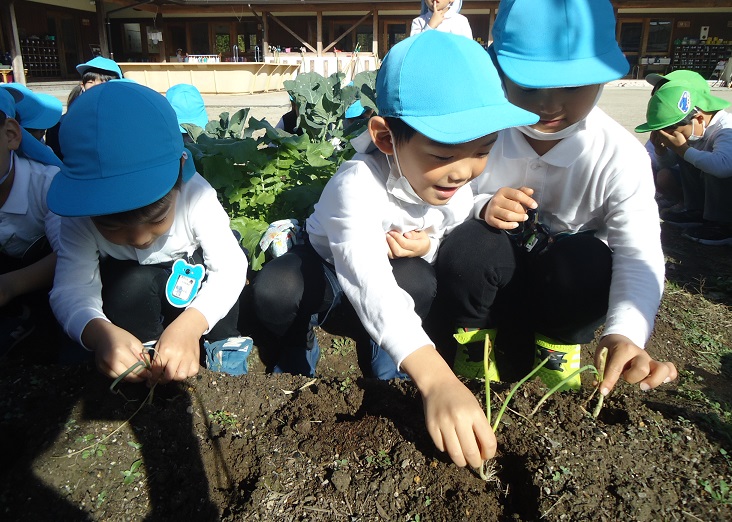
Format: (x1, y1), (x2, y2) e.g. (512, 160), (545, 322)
(0, 236), (54, 321)
(434, 219), (612, 373)
(250, 242), (436, 366)
(99, 257), (240, 345)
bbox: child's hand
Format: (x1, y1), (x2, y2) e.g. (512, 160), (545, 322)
(82, 319), (150, 383)
(428, 0), (452, 28)
(482, 186), (537, 230)
(149, 309), (208, 385)
(386, 230), (431, 259)
(401, 346), (496, 468)
(595, 333), (678, 396)
(657, 128), (689, 156)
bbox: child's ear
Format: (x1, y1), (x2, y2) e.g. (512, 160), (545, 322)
(369, 116), (395, 155)
(3, 118), (22, 151)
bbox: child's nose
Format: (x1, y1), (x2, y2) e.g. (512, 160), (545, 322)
(127, 227), (153, 248)
(537, 91), (563, 114)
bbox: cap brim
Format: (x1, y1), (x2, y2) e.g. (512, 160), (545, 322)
(697, 94), (731, 112)
(634, 122), (657, 133)
(48, 156), (180, 217)
(402, 103), (538, 144)
(645, 73), (665, 86)
(497, 49), (629, 88)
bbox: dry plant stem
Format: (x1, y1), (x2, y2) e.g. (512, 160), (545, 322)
(591, 347), (609, 418)
(492, 357), (550, 432)
(530, 364), (599, 416)
(57, 356), (157, 459)
(484, 334), (493, 426)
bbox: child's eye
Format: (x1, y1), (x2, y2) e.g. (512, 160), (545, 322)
(432, 154), (453, 161)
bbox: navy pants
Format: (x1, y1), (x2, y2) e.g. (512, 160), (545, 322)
(251, 242), (437, 378)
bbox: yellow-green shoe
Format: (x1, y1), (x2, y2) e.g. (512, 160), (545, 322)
(534, 335), (581, 391)
(453, 328), (499, 381)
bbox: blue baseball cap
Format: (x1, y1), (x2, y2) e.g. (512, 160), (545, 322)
(376, 31), (538, 144)
(345, 99), (366, 119)
(491, 0), (629, 88)
(165, 83), (209, 132)
(76, 56), (123, 79)
(0, 85), (62, 167)
(0, 83), (62, 130)
(0, 87), (21, 117)
(48, 81), (195, 217)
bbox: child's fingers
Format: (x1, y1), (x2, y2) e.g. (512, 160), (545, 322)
(639, 360), (677, 391)
(456, 424), (486, 469)
(441, 428), (468, 468)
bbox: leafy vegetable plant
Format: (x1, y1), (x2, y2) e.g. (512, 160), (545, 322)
(184, 70), (377, 271)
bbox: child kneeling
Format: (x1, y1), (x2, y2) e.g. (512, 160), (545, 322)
(251, 31), (537, 468)
(48, 81), (250, 384)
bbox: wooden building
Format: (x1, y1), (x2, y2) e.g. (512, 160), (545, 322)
(2, 0), (732, 84)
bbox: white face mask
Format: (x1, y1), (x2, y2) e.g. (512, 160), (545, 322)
(687, 118), (706, 143)
(384, 132), (424, 204)
(516, 85), (604, 142)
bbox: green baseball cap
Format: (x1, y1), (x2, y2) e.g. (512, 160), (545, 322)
(635, 83), (731, 133)
(645, 70), (710, 93)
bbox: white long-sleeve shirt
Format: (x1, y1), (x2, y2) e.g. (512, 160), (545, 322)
(0, 155), (60, 257)
(410, 13), (473, 39)
(472, 107), (665, 348)
(51, 173), (247, 346)
(306, 131), (474, 367)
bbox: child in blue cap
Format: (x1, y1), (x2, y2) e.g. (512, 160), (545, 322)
(410, 0), (472, 39)
(0, 87), (62, 355)
(251, 30), (537, 468)
(47, 81), (251, 384)
(437, 0), (677, 395)
(76, 56), (123, 91)
(0, 84), (62, 144)
(165, 83), (210, 144)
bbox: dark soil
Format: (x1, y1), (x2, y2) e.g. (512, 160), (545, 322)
(2, 222), (732, 521)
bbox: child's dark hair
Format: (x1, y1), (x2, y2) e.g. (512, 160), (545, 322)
(82, 69), (119, 84)
(384, 117), (417, 146)
(666, 109), (698, 130)
(92, 172), (182, 226)
(0, 110), (6, 126)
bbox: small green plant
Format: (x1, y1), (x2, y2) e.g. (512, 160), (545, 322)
(701, 478), (732, 504)
(551, 466), (571, 482)
(365, 449), (392, 468)
(339, 376), (352, 393)
(209, 410), (239, 428)
(95, 490), (107, 508)
(331, 336), (355, 356)
(74, 434), (107, 460)
(122, 459), (144, 485)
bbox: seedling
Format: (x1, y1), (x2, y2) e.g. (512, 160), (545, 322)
(57, 353), (157, 459)
(365, 449), (392, 469)
(209, 410), (239, 428)
(74, 433), (107, 460)
(330, 337), (354, 356)
(122, 458), (144, 485)
(339, 376), (352, 393)
(700, 478), (732, 504)
(468, 331), (609, 482)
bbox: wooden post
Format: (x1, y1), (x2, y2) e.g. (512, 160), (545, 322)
(96, 0), (110, 56)
(372, 9), (379, 60)
(5, 1), (26, 84)
(262, 11), (269, 60)
(317, 11), (323, 57)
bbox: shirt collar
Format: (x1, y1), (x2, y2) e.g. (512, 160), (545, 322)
(1, 155), (30, 215)
(501, 119), (589, 168)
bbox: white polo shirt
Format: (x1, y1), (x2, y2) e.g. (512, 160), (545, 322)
(0, 154), (60, 258)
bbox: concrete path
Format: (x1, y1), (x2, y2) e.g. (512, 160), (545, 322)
(22, 79), (732, 144)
